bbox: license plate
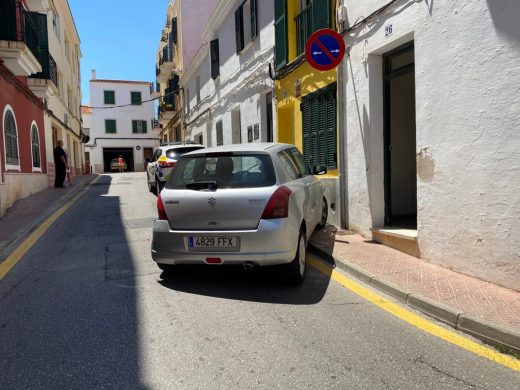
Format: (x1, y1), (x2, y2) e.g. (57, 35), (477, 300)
(189, 236), (239, 249)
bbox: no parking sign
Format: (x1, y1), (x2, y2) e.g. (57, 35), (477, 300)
(305, 29), (346, 71)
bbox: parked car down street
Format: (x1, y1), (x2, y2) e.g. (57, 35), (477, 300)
(146, 142), (205, 194)
(151, 143), (328, 284)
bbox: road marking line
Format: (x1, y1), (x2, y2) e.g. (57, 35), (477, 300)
(308, 256), (520, 372)
(0, 177), (101, 280)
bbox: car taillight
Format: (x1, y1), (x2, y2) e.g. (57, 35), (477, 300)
(159, 161), (175, 168)
(261, 186), (292, 219)
(157, 194), (168, 220)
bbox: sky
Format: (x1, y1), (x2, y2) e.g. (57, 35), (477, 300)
(68, 0), (168, 105)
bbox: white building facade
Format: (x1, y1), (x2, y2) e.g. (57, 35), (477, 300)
(183, 0), (275, 147)
(26, 0), (84, 185)
(341, 0), (520, 290)
(85, 75), (159, 173)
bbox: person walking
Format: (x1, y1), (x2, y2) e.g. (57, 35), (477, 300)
(118, 155), (124, 173)
(53, 140), (67, 188)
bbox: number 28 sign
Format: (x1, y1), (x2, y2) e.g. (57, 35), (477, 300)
(305, 28), (346, 71)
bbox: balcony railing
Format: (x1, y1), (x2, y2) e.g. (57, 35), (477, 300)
(159, 45), (173, 66)
(30, 52), (57, 86)
(295, 5), (313, 56)
(0, 0), (40, 60)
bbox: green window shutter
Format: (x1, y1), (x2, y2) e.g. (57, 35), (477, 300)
(142, 120), (148, 133)
(210, 39), (220, 79)
(172, 17), (178, 44)
(274, 0), (287, 70)
(326, 85), (337, 169)
(301, 100), (312, 166)
(131, 92), (141, 105)
(312, 0), (331, 31)
(132, 120), (137, 133)
(235, 7), (243, 53)
(104, 90), (115, 105)
(28, 12), (49, 79)
(106, 119), (116, 133)
(250, 0), (258, 40)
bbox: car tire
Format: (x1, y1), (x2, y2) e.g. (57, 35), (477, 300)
(148, 174), (156, 194)
(157, 263), (177, 272)
(316, 197), (328, 230)
(284, 229), (306, 285)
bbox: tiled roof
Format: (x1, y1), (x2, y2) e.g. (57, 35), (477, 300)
(81, 106), (91, 114)
(89, 79), (152, 86)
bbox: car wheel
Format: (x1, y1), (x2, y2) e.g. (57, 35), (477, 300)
(316, 197), (328, 230)
(157, 263), (177, 272)
(284, 229), (306, 285)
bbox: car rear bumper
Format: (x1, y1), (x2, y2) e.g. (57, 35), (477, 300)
(151, 218), (300, 266)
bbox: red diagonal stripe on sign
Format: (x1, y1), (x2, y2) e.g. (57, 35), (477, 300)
(312, 36), (336, 63)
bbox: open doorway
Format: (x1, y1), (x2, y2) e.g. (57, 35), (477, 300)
(383, 42), (417, 228)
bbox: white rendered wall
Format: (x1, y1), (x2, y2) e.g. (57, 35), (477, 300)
(184, 0), (275, 146)
(88, 81), (158, 172)
(343, 0), (520, 290)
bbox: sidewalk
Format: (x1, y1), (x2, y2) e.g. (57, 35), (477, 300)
(0, 174), (98, 259)
(309, 226), (520, 353)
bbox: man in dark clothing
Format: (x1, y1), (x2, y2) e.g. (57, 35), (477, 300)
(53, 140), (68, 188)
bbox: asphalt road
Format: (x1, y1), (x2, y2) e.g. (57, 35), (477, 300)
(0, 173), (518, 389)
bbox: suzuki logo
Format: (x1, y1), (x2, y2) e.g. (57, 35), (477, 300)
(208, 197), (216, 208)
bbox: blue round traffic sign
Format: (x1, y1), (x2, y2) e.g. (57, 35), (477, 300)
(305, 28), (346, 71)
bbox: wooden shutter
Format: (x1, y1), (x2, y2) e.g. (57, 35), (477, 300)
(235, 8), (243, 53)
(210, 39), (220, 79)
(250, 0), (257, 40)
(172, 17), (178, 44)
(274, 0), (287, 70)
(325, 85), (337, 169)
(312, 0), (330, 31)
(132, 120), (137, 133)
(4, 111), (18, 165)
(32, 125), (40, 167)
(301, 99), (312, 166)
(28, 12), (49, 79)
(142, 120), (148, 133)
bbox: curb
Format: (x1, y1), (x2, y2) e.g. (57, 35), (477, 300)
(0, 175), (98, 263)
(308, 242), (520, 354)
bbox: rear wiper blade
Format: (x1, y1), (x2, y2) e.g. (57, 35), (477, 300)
(186, 181), (217, 191)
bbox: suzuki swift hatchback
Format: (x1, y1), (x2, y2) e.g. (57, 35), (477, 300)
(151, 143), (328, 284)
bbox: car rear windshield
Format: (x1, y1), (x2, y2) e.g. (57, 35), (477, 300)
(165, 147), (203, 159)
(167, 153), (276, 189)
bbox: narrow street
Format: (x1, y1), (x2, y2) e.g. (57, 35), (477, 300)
(0, 173), (517, 389)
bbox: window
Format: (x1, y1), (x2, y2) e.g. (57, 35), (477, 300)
(3, 109), (19, 167)
(235, 0), (257, 53)
(253, 124), (260, 140)
(185, 89), (190, 114)
(52, 11), (60, 42)
(104, 90), (115, 105)
(172, 17), (178, 44)
(65, 38), (70, 63)
(132, 120), (147, 133)
(131, 92), (142, 105)
(247, 126), (253, 142)
(210, 39), (220, 79)
(196, 76), (201, 105)
(105, 119), (117, 134)
(31, 124), (41, 168)
(216, 121), (223, 146)
(301, 84), (337, 169)
(296, 0), (331, 55)
(278, 150), (299, 180)
(289, 148), (311, 177)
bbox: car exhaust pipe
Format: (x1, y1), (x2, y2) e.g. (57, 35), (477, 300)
(243, 261), (256, 271)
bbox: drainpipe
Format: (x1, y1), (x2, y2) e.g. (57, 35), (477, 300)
(338, 46), (349, 230)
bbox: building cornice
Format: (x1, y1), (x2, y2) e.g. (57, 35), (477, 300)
(201, 0), (236, 40)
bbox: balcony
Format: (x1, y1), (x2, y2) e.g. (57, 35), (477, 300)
(158, 101), (176, 126)
(151, 119), (163, 133)
(295, 5), (313, 56)
(0, 0), (42, 76)
(156, 43), (176, 83)
(28, 52), (58, 98)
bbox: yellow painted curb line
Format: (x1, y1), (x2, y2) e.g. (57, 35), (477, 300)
(308, 256), (520, 372)
(0, 176), (101, 280)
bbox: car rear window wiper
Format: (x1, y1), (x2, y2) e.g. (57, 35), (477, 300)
(186, 181), (217, 191)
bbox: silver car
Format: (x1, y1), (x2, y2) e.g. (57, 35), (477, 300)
(151, 143), (328, 284)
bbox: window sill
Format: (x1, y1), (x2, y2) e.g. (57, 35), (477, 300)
(5, 165), (21, 172)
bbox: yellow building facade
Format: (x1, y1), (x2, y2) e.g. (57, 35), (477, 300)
(274, 0), (341, 226)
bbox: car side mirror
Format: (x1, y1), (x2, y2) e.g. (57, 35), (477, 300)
(312, 165), (327, 175)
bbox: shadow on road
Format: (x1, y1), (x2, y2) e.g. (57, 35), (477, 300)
(158, 259), (332, 305)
